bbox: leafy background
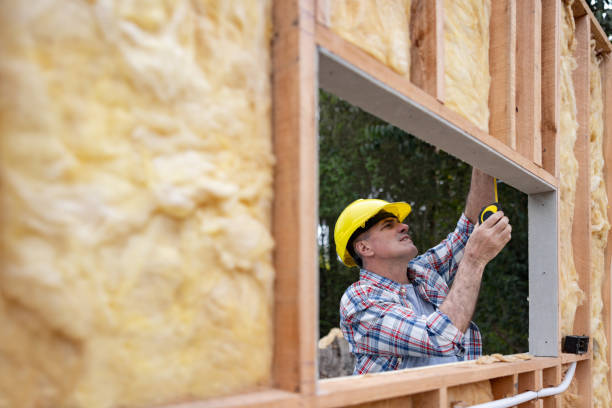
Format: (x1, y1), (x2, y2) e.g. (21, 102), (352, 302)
(318, 0), (611, 356)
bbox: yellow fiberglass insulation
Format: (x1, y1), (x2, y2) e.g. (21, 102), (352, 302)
(0, 1), (274, 407)
(589, 41), (611, 408)
(443, 0), (491, 132)
(558, 0), (584, 338)
(329, 0), (411, 77)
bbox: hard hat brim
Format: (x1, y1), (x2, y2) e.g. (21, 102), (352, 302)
(341, 201), (412, 267)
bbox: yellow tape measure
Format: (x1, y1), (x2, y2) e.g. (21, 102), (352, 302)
(478, 178), (502, 224)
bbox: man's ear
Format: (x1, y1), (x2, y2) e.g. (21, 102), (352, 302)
(354, 239), (373, 259)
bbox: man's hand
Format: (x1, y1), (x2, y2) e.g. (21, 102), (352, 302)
(439, 211), (511, 333)
(464, 211), (512, 269)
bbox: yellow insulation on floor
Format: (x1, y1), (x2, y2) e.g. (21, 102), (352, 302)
(328, 0), (412, 77)
(443, 0), (491, 132)
(0, 1), (274, 407)
(589, 40), (611, 408)
(558, 0), (583, 338)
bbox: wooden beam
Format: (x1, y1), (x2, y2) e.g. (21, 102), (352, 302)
(489, 0), (517, 149)
(541, 0), (561, 177)
(409, 0), (444, 101)
(272, 0), (317, 396)
(490, 374), (517, 400)
(317, 357), (562, 408)
(316, 0), (330, 26)
(602, 51), (612, 401)
(571, 14), (592, 408)
(316, 24), (558, 194)
(516, 0), (542, 165)
(572, 0), (612, 54)
(542, 365), (562, 408)
(517, 370), (543, 408)
(161, 390), (301, 408)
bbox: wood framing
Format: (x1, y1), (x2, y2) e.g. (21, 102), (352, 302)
(489, 0), (517, 149)
(571, 14), (593, 408)
(516, 0), (543, 165)
(541, 0), (561, 177)
(271, 0), (318, 396)
(604, 51), (612, 399)
(194, 1), (612, 407)
(410, 0), (444, 101)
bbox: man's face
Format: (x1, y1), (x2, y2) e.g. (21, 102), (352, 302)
(358, 217), (418, 262)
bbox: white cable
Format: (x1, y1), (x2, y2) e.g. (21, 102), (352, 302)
(467, 361), (577, 408)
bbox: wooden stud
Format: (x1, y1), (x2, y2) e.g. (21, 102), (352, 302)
(575, 360), (593, 408)
(490, 374), (517, 400)
(316, 0), (330, 26)
(272, 0), (317, 396)
(570, 12), (591, 345)
(571, 14), (592, 408)
(489, 0), (517, 149)
(516, 0), (542, 165)
(316, 357), (563, 408)
(410, 0), (444, 102)
(541, 0), (561, 177)
(602, 52), (612, 401)
(412, 389), (442, 408)
(542, 365), (562, 408)
(572, 0), (612, 54)
(517, 370), (543, 408)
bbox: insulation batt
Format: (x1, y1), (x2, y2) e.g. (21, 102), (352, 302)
(588, 41), (611, 408)
(328, 0), (412, 77)
(0, 1), (274, 407)
(443, 0), (491, 132)
(558, 0), (583, 338)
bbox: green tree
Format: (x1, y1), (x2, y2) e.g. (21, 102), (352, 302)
(588, 0), (612, 41)
(318, 90), (528, 355)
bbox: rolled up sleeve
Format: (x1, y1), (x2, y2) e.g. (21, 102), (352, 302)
(419, 213), (474, 283)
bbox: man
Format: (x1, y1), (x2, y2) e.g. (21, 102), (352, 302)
(334, 169), (511, 374)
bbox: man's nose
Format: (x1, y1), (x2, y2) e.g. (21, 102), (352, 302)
(398, 223), (409, 233)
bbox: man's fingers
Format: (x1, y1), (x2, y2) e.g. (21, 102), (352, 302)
(482, 210), (504, 227)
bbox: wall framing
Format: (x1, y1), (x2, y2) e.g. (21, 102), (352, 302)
(169, 0), (612, 407)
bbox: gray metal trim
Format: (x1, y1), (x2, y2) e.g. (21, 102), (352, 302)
(528, 191), (559, 356)
(318, 46), (555, 195)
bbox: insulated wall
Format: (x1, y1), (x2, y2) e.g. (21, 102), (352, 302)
(0, 1), (274, 407)
(558, 0), (583, 338)
(327, 0), (412, 77)
(443, 0), (491, 132)
(589, 41), (611, 408)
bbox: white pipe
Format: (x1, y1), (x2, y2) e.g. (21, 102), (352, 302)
(467, 361), (577, 408)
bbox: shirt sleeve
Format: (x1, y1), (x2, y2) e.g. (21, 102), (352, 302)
(417, 213), (474, 284)
(340, 288), (466, 359)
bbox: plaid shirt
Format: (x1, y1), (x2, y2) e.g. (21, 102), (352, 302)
(339, 214), (482, 374)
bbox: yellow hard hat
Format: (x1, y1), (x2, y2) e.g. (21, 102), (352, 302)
(334, 198), (412, 267)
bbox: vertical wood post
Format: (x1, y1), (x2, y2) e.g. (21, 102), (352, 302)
(602, 52), (612, 400)
(272, 0), (317, 395)
(541, 0), (561, 177)
(571, 14), (592, 408)
(518, 370), (543, 408)
(490, 375), (517, 400)
(516, 0), (542, 165)
(542, 365), (562, 408)
(489, 0), (517, 148)
(410, 0), (444, 101)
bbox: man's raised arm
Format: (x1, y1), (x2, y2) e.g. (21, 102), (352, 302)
(464, 168), (496, 224)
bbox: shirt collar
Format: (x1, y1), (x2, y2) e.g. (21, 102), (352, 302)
(359, 268), (407, 295)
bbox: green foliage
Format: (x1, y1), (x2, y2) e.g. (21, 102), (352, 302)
(318, 89), (528, 355)
(588, 0), (612, 41)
